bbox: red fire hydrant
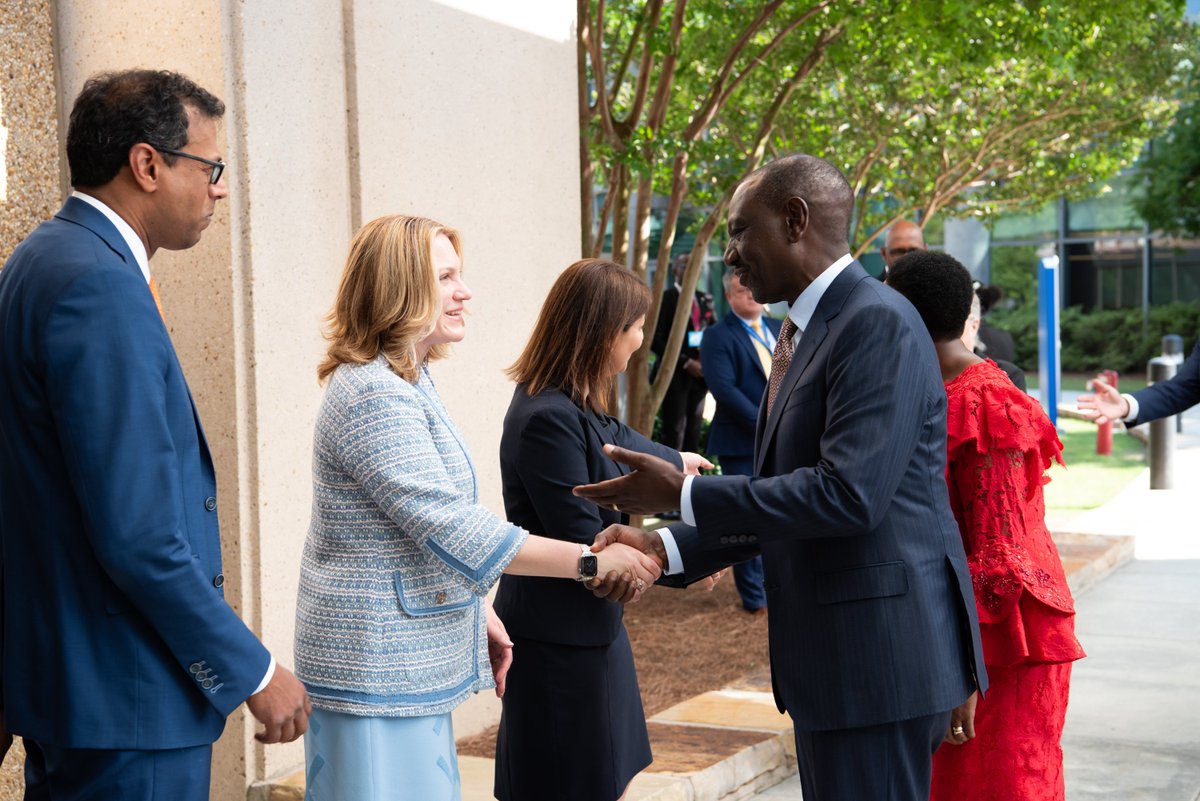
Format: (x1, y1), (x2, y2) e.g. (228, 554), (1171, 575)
(1096, 369), (1119, 455)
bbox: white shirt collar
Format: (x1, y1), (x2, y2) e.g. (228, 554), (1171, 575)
(787, 253), (854, 336)
(71, 191), (151, 283)
(732, 311), (763, 327)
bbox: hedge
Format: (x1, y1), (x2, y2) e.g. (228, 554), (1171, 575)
(988, 302), (1200, 374)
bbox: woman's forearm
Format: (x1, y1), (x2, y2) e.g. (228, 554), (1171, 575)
(504, 534), (585, 579)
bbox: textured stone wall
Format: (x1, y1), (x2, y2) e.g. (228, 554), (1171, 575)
(0, 0), (62, 263)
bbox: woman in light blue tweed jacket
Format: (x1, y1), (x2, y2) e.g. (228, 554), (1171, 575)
(295, 215), (660, 801)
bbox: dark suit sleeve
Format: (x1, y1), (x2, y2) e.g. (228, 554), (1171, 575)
(1130, 341), (1200, 426)
(44, 269), (269, 715)
(700, 328), (761, 428)
(612, 420), (684, 467)
(693, 304), (933, 542)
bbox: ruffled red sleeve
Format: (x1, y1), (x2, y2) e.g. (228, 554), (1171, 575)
(944, 361), (1085, 667)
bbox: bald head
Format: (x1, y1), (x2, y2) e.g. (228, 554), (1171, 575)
(881, 221), (925, 269)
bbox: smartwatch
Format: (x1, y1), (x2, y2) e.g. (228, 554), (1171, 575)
(576, 543), (598, 582)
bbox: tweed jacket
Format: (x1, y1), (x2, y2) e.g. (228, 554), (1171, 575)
(295, 356), (527, 716)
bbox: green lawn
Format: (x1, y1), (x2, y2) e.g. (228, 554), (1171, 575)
(1025, 371), (1147, 393)
(1043, 417), (1145, 521)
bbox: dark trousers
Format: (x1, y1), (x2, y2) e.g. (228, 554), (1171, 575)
(716, 455), (766, 611)
(24, 740), (212, 801)
(793, 709), (951, 801)
(658, 370), (707, 452)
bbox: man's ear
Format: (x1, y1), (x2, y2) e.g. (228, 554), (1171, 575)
(784, 196), (809, 241)
(127, 143), (160, 193)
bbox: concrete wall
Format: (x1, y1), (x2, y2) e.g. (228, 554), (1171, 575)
(8, 1), (579, 796)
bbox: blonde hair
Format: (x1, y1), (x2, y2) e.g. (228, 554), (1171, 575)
(318, 215), (461, 384)
(507, 259), (650, 413)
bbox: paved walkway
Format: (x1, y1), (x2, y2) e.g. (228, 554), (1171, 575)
(751, 402), (1200, 801)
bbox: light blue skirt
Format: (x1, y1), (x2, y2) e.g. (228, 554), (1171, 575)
(304, 708), (461, 801)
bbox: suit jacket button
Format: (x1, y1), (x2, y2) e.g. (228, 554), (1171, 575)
(719, 536), (728, 545)
(213, 574), (225, 588)
(435, 591), (447, 604)
(204, 496), (217, 512)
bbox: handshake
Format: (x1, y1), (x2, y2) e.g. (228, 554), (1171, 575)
(584, 524), (723, 603)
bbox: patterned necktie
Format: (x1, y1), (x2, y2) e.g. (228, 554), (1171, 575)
(766, 316), (799, 417)
(148, 276), (166, 321)
(749, 318), (773, 377)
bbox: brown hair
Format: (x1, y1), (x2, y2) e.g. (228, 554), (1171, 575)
(507, 259), (650, 412)
(318, 215), (461, 384)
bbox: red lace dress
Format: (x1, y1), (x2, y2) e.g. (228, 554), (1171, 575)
(930, 361), (1086, 801)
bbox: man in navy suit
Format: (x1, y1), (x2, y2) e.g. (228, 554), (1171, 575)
(577, 154), (985, 801)
(699, 271), (781, 614)
(0, 69), (309, 800)
(1079, 342), (1200, 427)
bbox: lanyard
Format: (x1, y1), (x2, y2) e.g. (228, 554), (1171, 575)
(738, 318), (776, 352)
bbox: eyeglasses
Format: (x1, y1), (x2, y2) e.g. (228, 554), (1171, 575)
(154, 146), (225, 185)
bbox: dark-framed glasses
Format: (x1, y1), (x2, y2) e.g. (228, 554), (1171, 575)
(155, 146), (225, 185)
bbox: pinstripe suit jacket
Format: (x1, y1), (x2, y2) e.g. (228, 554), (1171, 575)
(670, 263), (987, 731)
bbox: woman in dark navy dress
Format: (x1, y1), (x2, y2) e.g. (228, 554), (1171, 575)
(493, 259), (711, 801)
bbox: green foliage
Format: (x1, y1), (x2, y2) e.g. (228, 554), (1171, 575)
(1133, 29), (1200, 237)
(989, 302), (1200, 373)
(779, 1), (1186, 250)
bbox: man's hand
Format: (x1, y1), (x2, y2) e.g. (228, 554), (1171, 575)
(573, 445), (686, 516)
(680, 451), (714, 476)
(943, 691), (978, 746)
(0, 709), (11, 764)
(246, 664), (311, 744)
(683, 358), (704, 380)
(587, 525), (667, 603)
(485, 603), (513, 698)
(1077, 377), (1130, 425)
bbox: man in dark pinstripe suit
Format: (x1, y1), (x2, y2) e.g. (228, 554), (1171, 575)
(577, 155), (987, 801)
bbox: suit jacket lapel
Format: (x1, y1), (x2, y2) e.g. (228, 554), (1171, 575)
(583, 407), (629, 478)
(753, 263), (869, 475)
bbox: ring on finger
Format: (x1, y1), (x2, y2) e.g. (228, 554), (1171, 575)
(951, 725), (964, 735)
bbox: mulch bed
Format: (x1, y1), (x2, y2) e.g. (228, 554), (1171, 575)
(458, 576), (771, 757)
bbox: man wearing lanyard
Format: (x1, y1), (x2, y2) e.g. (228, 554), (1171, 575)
(698, 271), (781, 614)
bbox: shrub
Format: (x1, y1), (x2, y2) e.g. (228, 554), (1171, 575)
(987, 302), (1200, 373)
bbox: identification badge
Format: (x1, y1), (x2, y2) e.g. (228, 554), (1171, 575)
(688, 330), (704, 348)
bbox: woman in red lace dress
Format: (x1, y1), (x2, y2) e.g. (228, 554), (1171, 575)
(888, 252), (1085, 801)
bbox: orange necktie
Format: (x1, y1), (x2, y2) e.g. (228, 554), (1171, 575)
(148, 276), (166, 321)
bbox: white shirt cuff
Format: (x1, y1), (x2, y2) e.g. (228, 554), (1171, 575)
(252, 656), (276, 696)
(681, 475), (697, 526)
(1121, 393), (1139, 422)
(656, 527), (685, 575)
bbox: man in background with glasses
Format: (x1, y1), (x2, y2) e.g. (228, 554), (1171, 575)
(0, 69), (309, 800)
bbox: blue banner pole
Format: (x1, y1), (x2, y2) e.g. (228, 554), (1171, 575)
(1037, 255), (1061, 428)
